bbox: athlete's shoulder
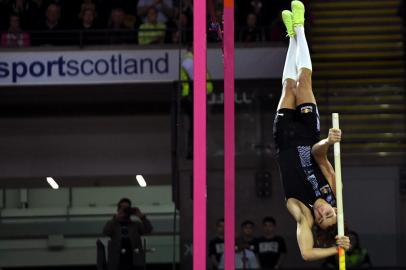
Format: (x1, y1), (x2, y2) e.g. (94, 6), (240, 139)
(287, 198), (314, 225)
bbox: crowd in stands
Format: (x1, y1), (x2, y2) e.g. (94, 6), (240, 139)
(0, 0), (297, 47)
(209, 217), (287, 270)
(209, 217), (371, 269)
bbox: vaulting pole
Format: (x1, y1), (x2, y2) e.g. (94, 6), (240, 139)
(332, 113), (346, 270)
(223, 0), (235, 269)
(193, 1), (207, 270)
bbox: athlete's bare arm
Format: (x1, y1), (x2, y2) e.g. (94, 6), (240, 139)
(312, 128), (341, 194)
(287, 199), (343, 261)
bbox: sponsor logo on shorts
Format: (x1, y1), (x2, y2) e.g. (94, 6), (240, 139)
(301, 106), (313, 114)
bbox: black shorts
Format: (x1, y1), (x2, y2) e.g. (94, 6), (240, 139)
(273, 103), (320, 151)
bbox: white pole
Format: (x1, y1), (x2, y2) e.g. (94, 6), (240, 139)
(332, 113), (344, 236)
(332, 113), (346, 270)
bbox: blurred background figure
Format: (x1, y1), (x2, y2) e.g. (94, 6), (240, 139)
(208, 218), (225, 270)
(255, 217), (286, 269)
(33, 3), (64, 45)
(323, 230), (372, 269)
(103, 198), (153, 270)
(218, 238), (260, 269)
(79, 7), (101, 45)
(107, 7), (135, 44)
(1, 14), (30, 48)
(138, 7), (166, 45)
(137, 0), (173, 24)
(238, 220), (256, 252)
(239, 13), (263, 43)
(78, 0), (97, 20)
(180, 45), (214, 159)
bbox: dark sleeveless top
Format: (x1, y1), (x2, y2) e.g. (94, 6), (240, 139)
(278, 145), (336, 210)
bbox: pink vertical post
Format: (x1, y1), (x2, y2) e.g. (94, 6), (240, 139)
(193, 0), (206, 270)
(224, 0), (235, 270)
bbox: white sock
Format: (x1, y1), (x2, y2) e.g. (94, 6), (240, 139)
(282, 37), (298, 84)
(295, 26), (312, 71)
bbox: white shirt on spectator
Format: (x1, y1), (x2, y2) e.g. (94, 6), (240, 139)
(218, 248), (260, 269)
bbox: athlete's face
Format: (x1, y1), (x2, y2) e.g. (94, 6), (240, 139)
(314, 202), (337, 230)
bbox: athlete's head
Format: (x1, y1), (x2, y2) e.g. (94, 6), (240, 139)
(313, 199), (337, 230)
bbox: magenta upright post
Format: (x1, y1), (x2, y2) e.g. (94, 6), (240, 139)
(224, 0), (235, 269)
(193, 1), (207, 270)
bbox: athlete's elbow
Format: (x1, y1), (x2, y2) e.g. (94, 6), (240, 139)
(301, 251), (315, 261)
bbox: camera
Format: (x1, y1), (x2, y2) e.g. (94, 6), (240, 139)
(123, 207), (137, 216)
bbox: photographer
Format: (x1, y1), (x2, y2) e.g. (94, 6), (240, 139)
(103, 198), (153, 270)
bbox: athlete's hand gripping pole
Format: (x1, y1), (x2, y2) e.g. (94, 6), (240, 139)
(332, 113), (346, 270)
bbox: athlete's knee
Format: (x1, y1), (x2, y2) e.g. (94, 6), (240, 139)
(283, 79), (297, 95)
(297, 69), (312, 89)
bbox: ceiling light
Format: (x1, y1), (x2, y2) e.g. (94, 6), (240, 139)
(136, 175), (147, 187)
(46, 177), (59, 189)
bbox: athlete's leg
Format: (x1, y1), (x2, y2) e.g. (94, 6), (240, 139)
(278, 11), (297, 111)
(292, 1), (316, 106)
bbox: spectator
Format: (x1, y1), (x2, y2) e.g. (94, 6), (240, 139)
(218, 238), (260, 269)
(209, 219), (225, 270)
(323, 231), (372, 269)
(238, 0), (266, 27)
(168, 10), (191, 44)
(137, 0), (173, 23)
(1, 14), (30, 48)
(255, 217), (286, 269)
(7, 0), (31, 28)
(103, 198), (153, 270)
(26, 0), (47, 30)
(238, 220), (256, 252)
(180, 46), (214, 159)
(108, 7), (126, 29)
(32, 3), (66, 45)
(78, 0), (97, 20)
(107, 8), (134, 44)
(179, 0), (192, 20)
(41, 3), (62, 31)
(80, 8), (97, 29)
(138, 7), (166, 45)
(78, 8), (101, 45)
(239, 13), (263, 43)
(266, 10), (285, 42)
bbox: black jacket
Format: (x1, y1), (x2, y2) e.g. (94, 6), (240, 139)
(103, 215), (153, 270)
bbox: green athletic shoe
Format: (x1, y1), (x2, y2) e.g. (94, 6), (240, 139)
(291, 0), (305, 27)
(282, 10), (295, 37)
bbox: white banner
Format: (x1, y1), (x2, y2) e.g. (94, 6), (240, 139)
(0, 47), (286, 86)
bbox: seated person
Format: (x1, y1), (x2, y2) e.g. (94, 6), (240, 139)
(78, 0), (97, 20)
(78, 8), (101, 45)
(137, 0), (173, 23)
(138, 7), (166, 45)
(107, 7), (135, 44)
(239, 13), (264, 42)
(33, 3), (66, 45)
(1, 14), (30, 48)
